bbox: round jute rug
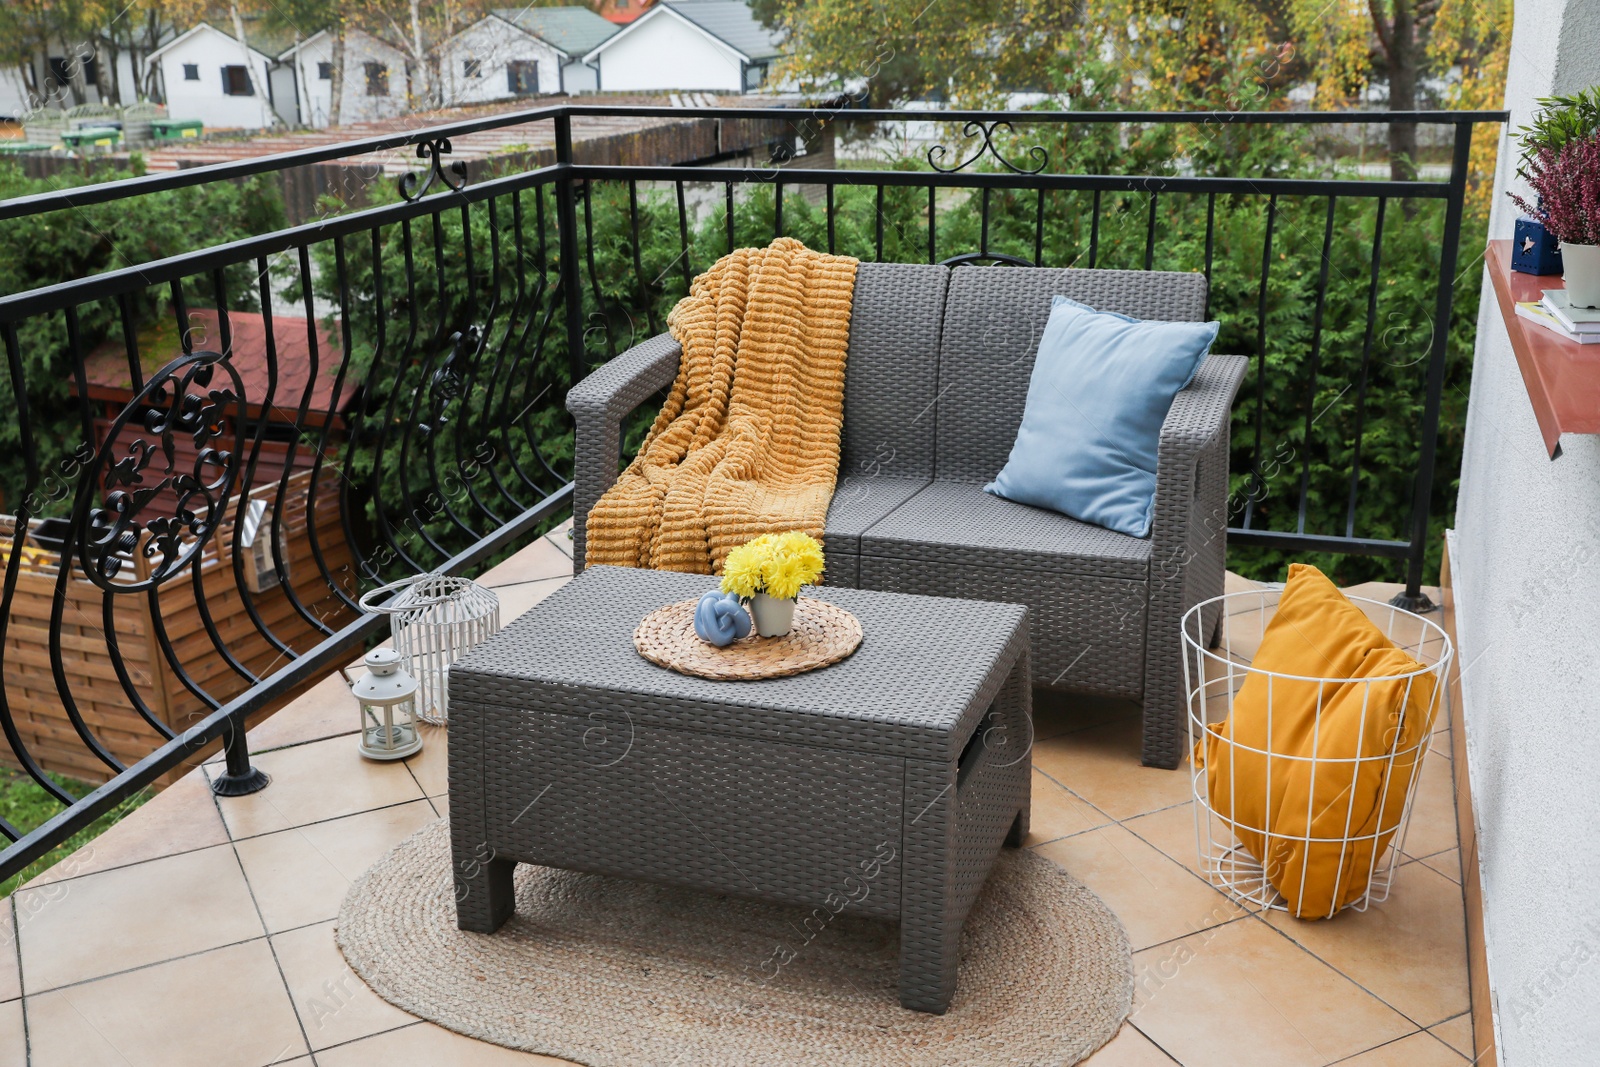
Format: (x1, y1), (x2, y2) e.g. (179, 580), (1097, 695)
(337, 820), (1131, 1067)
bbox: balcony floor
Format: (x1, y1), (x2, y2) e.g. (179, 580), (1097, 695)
(1, 525), (1472, 1066)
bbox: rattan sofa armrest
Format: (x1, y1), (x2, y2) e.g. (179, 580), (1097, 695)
(567, 332), (681, 570)
(567, 332), (681, 425)
(1139, 352), (1247, 766)
(1149, 352), (1247, 576)
(1158, 353), (1248, 458)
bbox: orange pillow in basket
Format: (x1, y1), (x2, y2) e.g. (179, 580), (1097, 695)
(1196, 563), (1439, 918)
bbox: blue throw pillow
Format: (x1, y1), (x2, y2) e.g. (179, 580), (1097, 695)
(985, 295), (1219, 538)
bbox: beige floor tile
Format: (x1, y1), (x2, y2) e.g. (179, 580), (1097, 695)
(315, 1020), (578, 1065)
(476, 535), (575, 588)
(1036, 826), (1248, 951)
(25, 768), (229, 889)
(1214, 599), (1268, 665)
(271, 920), (416, 1050)
(1336, 1030), (1468, 1065)
(1262, 862), (1469, 1027)
(1428, 1012), (1474, 1056)
(495, 575), (571, 624)
(404, 723), (450, 796)
(1416, 847), (1462, 885)
(1025, 769), (1111, 845)
(246, 667), (367, 752)
(1080, 1022), (1176, 1064)
(235, 800), (438, 933)
(1399, 754), (1460, 864)
(1032, 718), (1193, 821)
(0, 998), (22, 1064)
(1122, 799), (1210, 877)
(1130, 917), (1412, 1067)
(0, 899), (19, 1002)
(15, 844), (262, 993)
(1032, 691), (1140, 742)
(207, 734), (427, 838)
(26, 938), (308, 1067)
(1223, 570), (1266, 596)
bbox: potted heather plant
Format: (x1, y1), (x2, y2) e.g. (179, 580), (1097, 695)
(1512, 89), (1600, 307)
(720, 531), (825, 638)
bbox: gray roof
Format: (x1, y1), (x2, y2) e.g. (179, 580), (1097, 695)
(494, 6), (619, 57)
(661, 1), (782, 62)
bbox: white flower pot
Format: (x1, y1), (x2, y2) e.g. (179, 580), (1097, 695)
(749, 593), (797, 637)
(1564, 242), (1600, 309)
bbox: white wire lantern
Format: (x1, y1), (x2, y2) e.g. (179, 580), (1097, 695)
(359, 574), (501, 725)
(1180, 589), (1453, 918)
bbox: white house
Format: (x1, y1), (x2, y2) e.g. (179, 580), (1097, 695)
(275, 29), (413, 129)
(581, 0), (782, 94)
(147, 23), (280, 130)
(435, 15), (563, 109)
(492, 7), (620, 94)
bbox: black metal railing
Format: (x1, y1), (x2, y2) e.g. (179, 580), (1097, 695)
(0, 103), (1504, 882)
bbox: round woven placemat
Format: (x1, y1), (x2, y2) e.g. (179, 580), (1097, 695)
(337, 820), (1132, 1067)
(633, 596), (863, 680)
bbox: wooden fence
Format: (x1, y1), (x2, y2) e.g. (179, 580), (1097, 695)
(1, 468), (357, 785)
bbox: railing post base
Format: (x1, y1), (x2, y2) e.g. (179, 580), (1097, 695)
(211, 765), (271, 797)
(1388, 588), (1437, 614)
(212, 718), (271, 797)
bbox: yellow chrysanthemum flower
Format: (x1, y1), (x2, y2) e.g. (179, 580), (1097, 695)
(772, 531), (825, 586)
(719, 536), (772, 598)
(720, 531), (825, 600)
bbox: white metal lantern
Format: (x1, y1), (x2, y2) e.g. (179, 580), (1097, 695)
(351, 648), (423, 760)
(359, 574), (500, 725)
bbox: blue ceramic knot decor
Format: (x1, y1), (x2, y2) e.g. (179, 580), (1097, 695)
(694, 590), (752, 647)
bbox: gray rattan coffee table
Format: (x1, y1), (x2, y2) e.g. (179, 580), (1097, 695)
(447, 565), (1031, 1014)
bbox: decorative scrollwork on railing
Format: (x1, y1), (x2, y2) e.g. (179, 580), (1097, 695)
(398, 137), (469, 202)
(418, 326), (477, 441)
(926, 120), (1049, 176)
(76, 349), (244, 592)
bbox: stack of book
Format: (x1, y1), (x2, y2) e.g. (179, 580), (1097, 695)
(1515, 290), (1600, 345)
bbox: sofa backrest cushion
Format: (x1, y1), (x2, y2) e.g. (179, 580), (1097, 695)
(840, 262), (951, 481)
(935, 266), (1209, 483)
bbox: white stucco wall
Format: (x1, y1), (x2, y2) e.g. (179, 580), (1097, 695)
(1451, 0), (1600, 1063)
(436, 18), (561, 109)
(287, 30), (412, 129)
(591, 11), (744, 93)
(153, 26), (277, 130)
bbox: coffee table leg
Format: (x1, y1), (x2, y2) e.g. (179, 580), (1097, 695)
(900, 760), (958, 1014)
(455, 850), (515, 933)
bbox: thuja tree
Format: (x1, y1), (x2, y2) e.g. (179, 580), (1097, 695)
(0, 160), (286, 517)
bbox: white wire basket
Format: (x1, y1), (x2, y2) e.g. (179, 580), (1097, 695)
(1180, 588), (1453, 918)
(359, 574), (501, 726)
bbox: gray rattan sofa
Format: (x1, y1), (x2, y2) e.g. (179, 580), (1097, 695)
(568, 265), (1248, 768)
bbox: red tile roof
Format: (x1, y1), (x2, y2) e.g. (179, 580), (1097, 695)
(602, 0), (656, 23)
(79, 310), (355, 425)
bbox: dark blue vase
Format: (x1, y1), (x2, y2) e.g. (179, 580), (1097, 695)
(1512, 214), (1564, 276)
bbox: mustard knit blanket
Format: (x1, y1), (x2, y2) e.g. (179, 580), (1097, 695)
(584, 237), (859, 574)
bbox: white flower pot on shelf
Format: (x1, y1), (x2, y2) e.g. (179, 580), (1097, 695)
(749, 593), (797, 637)
(1563, 242), (1600, 309)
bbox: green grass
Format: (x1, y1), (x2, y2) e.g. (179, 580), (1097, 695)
(0, 767), (151, 898)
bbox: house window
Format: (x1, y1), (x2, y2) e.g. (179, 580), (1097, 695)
(507, 60), (538, 96)
(221, 65), (254, 96)
(743, 62), (767, 91)
(317, 62), (332, 80)
(182, 63), (200, 81)
(463, 58), (482, 79)
(47, 57), (71, 89)
(364, 61), (390, 97)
